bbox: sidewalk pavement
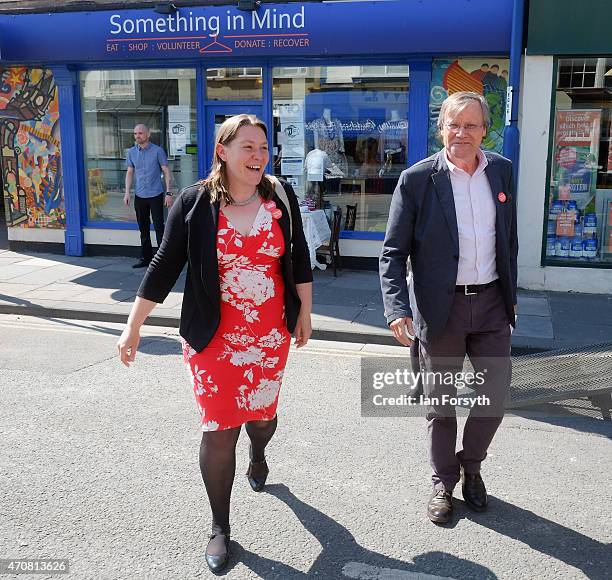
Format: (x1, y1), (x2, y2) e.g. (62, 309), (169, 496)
(1, 248), (611, 352)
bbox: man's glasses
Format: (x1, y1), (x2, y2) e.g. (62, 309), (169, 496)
(444, 123), (484, 133)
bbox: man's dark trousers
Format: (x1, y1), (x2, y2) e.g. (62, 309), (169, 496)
(419, 283), (511, 492)
(134, 192), (165, 263)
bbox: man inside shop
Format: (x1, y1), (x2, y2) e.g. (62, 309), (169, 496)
(124, 124), (173, 268)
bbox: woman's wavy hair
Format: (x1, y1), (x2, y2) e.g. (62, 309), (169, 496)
(201, 113), (275, 204)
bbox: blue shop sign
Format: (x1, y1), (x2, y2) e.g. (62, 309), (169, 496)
(0, 0), (512, 63)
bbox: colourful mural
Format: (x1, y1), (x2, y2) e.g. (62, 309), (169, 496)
(428, 58), (510, 156)
(0, 67), (65, 228)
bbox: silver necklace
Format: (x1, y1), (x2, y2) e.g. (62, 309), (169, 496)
(230, 191), (259, 207)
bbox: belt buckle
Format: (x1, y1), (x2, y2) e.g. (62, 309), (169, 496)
(463, 285), (477, 296)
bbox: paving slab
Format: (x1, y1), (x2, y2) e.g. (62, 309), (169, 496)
(553, 321), (612, 344)
(0, 282), (49, 297)
(0, 256), (30, 265)
(513, 314), (554, 339)
(312, 285), (379, 307)
(19, 283), (93, 302)
(516, 295), (551, 317)
(0, 264), (44, 281)
(68, 288), (137, 304)
(324, 272), (381, 292)
(311, 304), (363, 322)
(16, 256), (69, 268)
(7, 265), (90, 285)
(354, 305), (388, 327)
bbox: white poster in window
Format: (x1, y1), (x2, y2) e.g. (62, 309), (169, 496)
(168, 105), (190, 156)
(275, 100), (303, 123)
(280, 122), (305, 158)
(281, 158), (304, 175)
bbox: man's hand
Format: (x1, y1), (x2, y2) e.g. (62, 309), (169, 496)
(164, 194), (173, 208)
(123, 193), (130, 207)
(390, 316), (415, 347)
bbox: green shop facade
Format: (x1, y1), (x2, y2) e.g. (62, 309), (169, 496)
(517, 0), (612, 293)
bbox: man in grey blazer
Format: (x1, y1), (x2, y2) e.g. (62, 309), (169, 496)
(380, 92), (518, 524)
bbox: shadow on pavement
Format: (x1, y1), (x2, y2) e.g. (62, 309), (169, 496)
(234, 483), (497, 579)
(511, 405), (612, 439)
(461, 496), (611, 580)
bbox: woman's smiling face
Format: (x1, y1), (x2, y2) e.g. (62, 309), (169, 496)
(216, 125), (269, 193)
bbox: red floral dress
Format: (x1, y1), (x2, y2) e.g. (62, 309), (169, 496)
(181, 200), (291, 431)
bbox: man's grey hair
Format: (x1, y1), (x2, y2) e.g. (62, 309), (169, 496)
(134, 123), (150, 133)
(437, 91), (490, 130)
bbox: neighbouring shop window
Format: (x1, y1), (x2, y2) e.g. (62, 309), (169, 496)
(206, 67), (262, 101)
(544, 57), (612, 267)
(272, 65), (409, 234)
(428, 57), (510, 155)
(81, 68), (197, 222)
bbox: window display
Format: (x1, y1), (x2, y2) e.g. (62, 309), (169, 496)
(272, 65), (409, 234)
(80, 68), (197, 223)
(544, 58), (612, 266)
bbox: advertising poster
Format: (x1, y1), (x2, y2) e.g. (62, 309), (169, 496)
(428, 58), (510, 155)
(552, 109), (601, 212)
(279, 122), (305, 158)
(167, 105), (190, 156)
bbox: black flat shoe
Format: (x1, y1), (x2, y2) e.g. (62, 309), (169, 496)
(205, 531), (230, 574)
(427, 489), (454, 524)
(132, 259), (150, 269)
(462, 471), (487, 512)
(246, 445), (269, 492)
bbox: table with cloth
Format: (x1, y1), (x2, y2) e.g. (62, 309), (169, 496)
(300, 209), (331, 270)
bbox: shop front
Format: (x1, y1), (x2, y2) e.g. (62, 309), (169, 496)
(0, 0), (515, 264)
(518, 0), (612, 292)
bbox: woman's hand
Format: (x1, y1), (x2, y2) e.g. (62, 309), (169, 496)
(117, 324), (141, 367)
(293, 311), (312, 349)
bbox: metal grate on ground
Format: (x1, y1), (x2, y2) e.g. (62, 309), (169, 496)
(508, 342), (612, 420)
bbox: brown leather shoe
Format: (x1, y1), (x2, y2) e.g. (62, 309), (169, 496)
(427, 489), (453, 524)
(461, 471), (487, 512)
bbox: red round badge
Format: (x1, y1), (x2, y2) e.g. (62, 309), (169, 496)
(271, 209), (283, 219)
(264, 201), (276, 210)
(498, 192), (507, 203)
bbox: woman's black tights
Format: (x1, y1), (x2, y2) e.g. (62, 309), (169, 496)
(199, 416), (278, 537)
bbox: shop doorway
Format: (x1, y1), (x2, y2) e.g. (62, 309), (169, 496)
(205, 105), (264, 174)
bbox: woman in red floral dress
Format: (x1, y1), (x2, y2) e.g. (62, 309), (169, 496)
(117, 115), (313, 573)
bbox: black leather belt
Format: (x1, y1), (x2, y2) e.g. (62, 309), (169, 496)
(455, 279), (498, 295)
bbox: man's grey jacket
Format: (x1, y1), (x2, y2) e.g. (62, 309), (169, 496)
(379, 150), (518, 342)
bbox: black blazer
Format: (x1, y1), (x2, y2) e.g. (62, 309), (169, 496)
(379, 150), (518, 342)
(137, 180), (313, 352)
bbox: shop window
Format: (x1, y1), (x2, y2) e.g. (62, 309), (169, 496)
(428, 57), (510, 156)
(544, 57), (612, 267)
(80, 68), (197, 223)
(272, 64), (409, 234)
(558, 58), (609, 89)
(206, 67), (262, 101)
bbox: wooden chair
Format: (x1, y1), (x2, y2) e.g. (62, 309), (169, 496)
(317, 207), (342, 276)
(344, 204), (357, 231)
